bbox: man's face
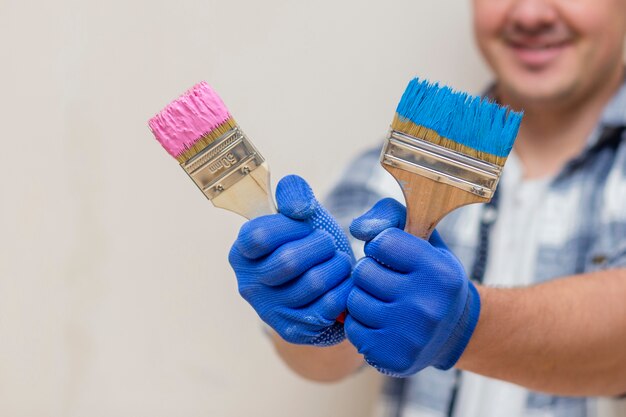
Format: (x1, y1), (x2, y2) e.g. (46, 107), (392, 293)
(473, 0), (626, 105)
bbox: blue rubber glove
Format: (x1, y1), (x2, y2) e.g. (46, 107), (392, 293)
(229, 175), (354, 346)
(345, 198), (481, 376)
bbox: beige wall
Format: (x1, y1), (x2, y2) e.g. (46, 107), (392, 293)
(0, 1), (489, 416)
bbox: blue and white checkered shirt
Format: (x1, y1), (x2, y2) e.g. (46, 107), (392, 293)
(325, 80), (626, 417)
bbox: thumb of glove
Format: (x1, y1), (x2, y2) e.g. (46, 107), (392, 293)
(276, 174), (318, 220)
(350, 197), (447, 247)
(350, 198), (406, 242)
(276, 174), (353, 258)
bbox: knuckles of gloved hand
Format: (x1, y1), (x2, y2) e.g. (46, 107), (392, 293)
(363, 228), (467, 298)
(228, 174), (354, 346)
(232, 228), (337, 290)
(232, 214), (313, 260)
(344, 199), (478, 376)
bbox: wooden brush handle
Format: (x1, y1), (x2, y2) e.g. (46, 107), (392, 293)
(211, 162), (277, 219)
(383, 166), (488, 239)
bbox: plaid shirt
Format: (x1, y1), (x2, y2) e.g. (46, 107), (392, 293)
(324, 80), (626, 417)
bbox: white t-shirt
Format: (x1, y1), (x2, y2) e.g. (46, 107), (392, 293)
(452, 153), (552, 417)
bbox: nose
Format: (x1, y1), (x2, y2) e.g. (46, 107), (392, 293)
(508, 0), (558, 34)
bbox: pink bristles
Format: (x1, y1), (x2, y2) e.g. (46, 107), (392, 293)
(149, 81), (231, 158)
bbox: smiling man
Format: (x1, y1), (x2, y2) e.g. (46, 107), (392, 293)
(228, 0), (626, 416)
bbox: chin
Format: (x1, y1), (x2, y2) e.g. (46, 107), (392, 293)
(494, 61), (583, 105)
(508, 78), (575, 104)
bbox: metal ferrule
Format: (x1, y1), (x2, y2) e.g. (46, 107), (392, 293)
(381, 130), (502, 198)
(181, 126), (265, 200)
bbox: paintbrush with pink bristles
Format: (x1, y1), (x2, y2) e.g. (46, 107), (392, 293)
(149, 81), (276, 219)
(149, 82), (349, 324)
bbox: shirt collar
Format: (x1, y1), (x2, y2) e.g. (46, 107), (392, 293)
(598, 75), (626, 128)
(581, 75), (626, 152)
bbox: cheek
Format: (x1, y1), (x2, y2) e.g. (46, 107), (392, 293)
(473, 0), (509, 46)
(473, 1), (508, 72)
(561, 1), (626, 49)
(584, 28), (624, 77)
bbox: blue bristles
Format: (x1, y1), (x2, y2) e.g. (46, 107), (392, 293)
(396, 78), (523, 158)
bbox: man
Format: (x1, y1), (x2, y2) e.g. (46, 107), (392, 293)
(229, 0), (626, 415)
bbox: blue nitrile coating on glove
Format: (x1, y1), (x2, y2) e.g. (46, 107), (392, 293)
(345, 198), (481, 376)
(229, 175), (354, 346)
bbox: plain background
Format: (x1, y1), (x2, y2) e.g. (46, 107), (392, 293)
(0, 1), (491, 416)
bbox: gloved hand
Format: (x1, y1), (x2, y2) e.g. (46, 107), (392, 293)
(229, 175), (354, 346)
(345, 198), (481, 376)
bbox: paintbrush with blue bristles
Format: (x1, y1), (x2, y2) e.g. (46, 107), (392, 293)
(380, 78), (523, 238)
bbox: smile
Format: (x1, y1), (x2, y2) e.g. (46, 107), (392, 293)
(505, 38), (573, 68)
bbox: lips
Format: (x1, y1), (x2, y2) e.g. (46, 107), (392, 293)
(505, 37), (573, 69)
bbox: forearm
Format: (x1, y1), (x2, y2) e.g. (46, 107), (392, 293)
(458, 269), (626, 396)
(269, 330), (364, 382)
